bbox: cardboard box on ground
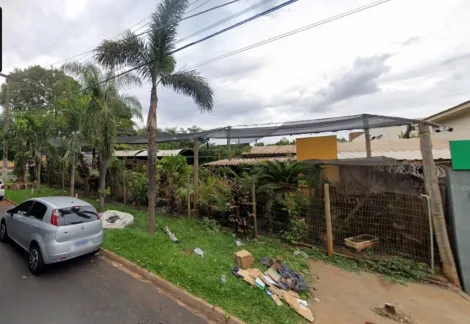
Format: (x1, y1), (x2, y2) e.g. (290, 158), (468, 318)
(233, 250), (315, 323)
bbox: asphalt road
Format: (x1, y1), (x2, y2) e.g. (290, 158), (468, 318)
(0, 205), (207, 324)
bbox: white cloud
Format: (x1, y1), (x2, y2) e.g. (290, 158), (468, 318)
(2, 0), (470, 140)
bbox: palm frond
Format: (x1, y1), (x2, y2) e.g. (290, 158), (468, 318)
(149, 0), (189, 63)
(160, 70), (213, 111)
(95, 32), (154, 81)
(119, 94), (143, 120)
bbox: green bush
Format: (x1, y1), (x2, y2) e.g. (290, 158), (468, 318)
(131, 173), (148, 206)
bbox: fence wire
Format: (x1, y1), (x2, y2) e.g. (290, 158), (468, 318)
(255, 182), (437, 267)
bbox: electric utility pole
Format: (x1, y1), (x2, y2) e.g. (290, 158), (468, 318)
(0, 73), (10, 184)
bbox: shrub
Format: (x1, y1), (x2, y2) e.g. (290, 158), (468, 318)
(131, 173), (148, 206)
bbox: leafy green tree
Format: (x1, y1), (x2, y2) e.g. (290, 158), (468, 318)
(95, 0), (214, 232)
(62, 61), (142, 212)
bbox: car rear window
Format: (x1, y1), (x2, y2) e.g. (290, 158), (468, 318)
(58, 206), (98, 226)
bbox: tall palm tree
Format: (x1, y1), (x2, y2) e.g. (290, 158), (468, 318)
(95, 0), (214, 233)
(62, 61), (142, 212)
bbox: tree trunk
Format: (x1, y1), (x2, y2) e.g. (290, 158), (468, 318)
(62, 171), (65, 192)
(98, 155), (108, 213)
(84, 176), (89, 196)
(70, 154), (76, 197)
(147, 84), (158, 234)
(92, 148), (96, 169)
(419, 122), (460, 287)
(36, 150), (41, 192)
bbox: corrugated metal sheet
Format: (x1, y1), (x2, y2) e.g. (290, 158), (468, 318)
(205, 157), (291, 166)
(245, 145), (296, 156)
(114, 149), (191, 158)
(244, 138), (450, 157)
(114, 150), (143, 157)
(135, 149), (189, 157)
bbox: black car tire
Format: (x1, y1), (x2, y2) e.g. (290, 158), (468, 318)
(0, 220), (9, 243)
(29, 243), (45, 275)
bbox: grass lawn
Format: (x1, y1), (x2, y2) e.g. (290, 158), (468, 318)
(6, 187), (311, 324)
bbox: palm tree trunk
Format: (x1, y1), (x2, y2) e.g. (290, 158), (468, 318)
(98, 155), (108, 213)
(70, 154), (76, 197)
(147, 84), (158, 233)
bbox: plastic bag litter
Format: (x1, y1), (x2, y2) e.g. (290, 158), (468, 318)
(164, 226), (178, 242)
(221, 274), (227, 284)
(101, 210), (134, 229)
(236, 240), (244, 247)
(194, 247), (204, 257)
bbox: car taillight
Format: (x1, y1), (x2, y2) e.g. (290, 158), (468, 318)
(0, 185), (4, 189)
(50, 209), (60, 226)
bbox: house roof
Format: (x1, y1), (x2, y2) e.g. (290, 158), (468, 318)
(425, 100), (470, 122)
(206, 138), (451, 166)
(114, 149), (193, 158)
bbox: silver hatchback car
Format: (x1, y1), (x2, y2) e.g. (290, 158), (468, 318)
(0, 197), (103, 274)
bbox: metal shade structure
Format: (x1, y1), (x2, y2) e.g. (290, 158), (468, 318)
(115, 114), (445, 144)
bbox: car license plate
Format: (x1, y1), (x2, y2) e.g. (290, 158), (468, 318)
(75, 239), (89, 246)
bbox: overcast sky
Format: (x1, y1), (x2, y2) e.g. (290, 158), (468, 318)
(2, 0), (470, 142)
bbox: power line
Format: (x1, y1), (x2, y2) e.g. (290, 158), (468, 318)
(186, 0), (213, 14)
(134, 0), (241, 37)
(81, 0), (299, 92)
(47, 0), (206, 67)
(176, 0), (275, 44)
(189, 0), (392, 69)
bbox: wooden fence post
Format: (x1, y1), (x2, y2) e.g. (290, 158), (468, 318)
(123, 169), (127, 205)
(187, 173), (191, 219)
(324, 183), (333, 257)
(251, 182), (258, 240)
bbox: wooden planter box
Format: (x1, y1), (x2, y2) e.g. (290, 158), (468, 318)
(344, 234), (379, 252)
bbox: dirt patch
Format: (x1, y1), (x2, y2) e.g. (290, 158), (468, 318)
(308, 259), (470, 324)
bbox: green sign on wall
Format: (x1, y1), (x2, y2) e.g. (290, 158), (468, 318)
(450, 140), (470, 170)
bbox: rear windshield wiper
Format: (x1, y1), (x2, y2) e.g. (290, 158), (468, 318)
(70, 221), (84, 225)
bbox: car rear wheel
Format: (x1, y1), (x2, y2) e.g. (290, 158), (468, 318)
(29, 244), (44, 275)
(0, 221), (8, 242)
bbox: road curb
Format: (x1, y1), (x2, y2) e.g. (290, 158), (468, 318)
(101, 248), (245, 324)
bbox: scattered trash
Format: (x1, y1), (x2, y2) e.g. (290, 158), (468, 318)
(234, 249), (253, 269)
(22, 276), (27, 279)
(235, 240), (244, 247)
(293, 249), (309, 259)
(194, 247), (204, 258)
(297, 298), (308, 307)
(272, 294), (283, 306)
(260, 257), (274, 267)
(261, 257), (307, 292)
(231, 255), (314, 322)
(221, 274), (227, 284)
(232, 266), (243, 278)
(314, 297), (320, 302)
(101, 210), (134, 229)
(255, 277), (266, 289)
(266, 266), (282, 283)
(164, 226), (178, 243)
(263, 275), (276, 286)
